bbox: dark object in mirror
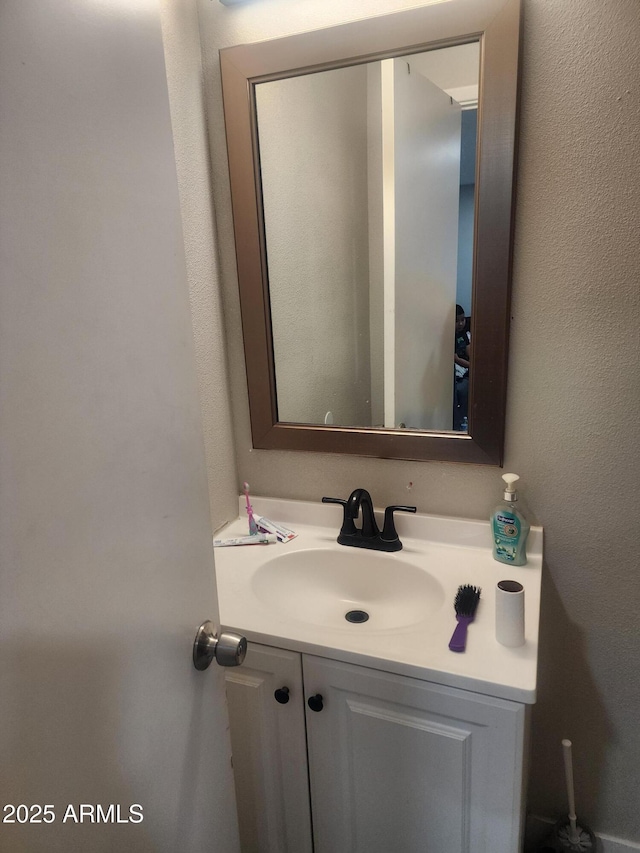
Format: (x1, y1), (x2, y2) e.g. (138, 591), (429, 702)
(220, 0), (521, 465)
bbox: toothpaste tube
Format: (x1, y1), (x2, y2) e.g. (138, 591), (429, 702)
(213, 534), (277, 547)
(256, 517), (297, 543)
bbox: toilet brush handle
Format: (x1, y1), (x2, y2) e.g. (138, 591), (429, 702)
(562, 739), (580, 843)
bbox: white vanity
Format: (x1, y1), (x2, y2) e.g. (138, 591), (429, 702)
(214, 497), (542, 853)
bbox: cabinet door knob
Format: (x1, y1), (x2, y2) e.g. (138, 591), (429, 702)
(307, 693), (324, 712)
(274, 687), (290, 704)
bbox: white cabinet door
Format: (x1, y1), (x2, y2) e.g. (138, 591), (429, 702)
(225, 644), (313, 853)
(303, 655), (526, 853)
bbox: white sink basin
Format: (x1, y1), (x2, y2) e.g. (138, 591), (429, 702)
(251, 547), (446, 630)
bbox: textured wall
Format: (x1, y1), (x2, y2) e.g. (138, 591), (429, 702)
(159, 0), (239, 532)
(189, 0), (639, 842)
(511, 0), (640, 839)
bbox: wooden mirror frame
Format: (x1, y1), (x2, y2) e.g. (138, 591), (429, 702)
(220, 0), (521, 465)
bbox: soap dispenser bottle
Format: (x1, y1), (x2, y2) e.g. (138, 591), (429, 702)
(491, 473), (530, 566)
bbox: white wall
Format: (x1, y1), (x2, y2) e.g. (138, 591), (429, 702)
(159, 0), (238, 532)
(367, 64), (386, 427)
(192, 0), (640, 844)
(256, 66), (372, 426)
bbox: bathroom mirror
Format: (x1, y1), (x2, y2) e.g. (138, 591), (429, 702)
(221, 0), (521, 465)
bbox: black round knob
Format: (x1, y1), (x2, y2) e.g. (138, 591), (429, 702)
(307, 694), (324, 712)
(274, 687), (290, 704)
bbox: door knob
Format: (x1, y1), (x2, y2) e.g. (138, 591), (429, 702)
(307, 694), (324, 712)
(193, 620), (247, 670)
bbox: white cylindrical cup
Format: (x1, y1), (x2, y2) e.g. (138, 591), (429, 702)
(496, 580), (525, 647)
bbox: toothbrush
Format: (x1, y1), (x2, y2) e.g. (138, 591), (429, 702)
(448, 584), (481, 652)
(243, 481), (259, 536)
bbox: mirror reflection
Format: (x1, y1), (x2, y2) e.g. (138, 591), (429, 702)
(255, 42), (479, 433)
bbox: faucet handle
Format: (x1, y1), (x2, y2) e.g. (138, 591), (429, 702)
(381, 505), (417, 547)
(322, 496), (357, 537)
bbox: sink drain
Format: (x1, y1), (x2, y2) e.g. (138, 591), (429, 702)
(345, 609), (369, 624)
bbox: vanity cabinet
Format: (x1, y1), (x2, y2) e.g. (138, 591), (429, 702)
(226, 643), (528, 853)
(224, 644), (312, 853)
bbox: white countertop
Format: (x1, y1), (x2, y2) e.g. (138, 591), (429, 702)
(214, 496), (542, 704)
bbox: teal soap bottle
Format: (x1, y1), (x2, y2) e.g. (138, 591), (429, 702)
(491, 473), (530, 566)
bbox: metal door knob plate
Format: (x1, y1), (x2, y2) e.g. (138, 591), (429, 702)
(193, 620), (247, 670)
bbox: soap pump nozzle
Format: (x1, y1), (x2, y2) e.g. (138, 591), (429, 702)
(502, 473), (520, 501)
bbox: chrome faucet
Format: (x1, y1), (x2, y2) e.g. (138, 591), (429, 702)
(322, 489), (416, 552)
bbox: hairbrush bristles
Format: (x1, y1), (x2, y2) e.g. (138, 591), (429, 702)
(454, 584), (481, 616)
(449, 585), (482, 653)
